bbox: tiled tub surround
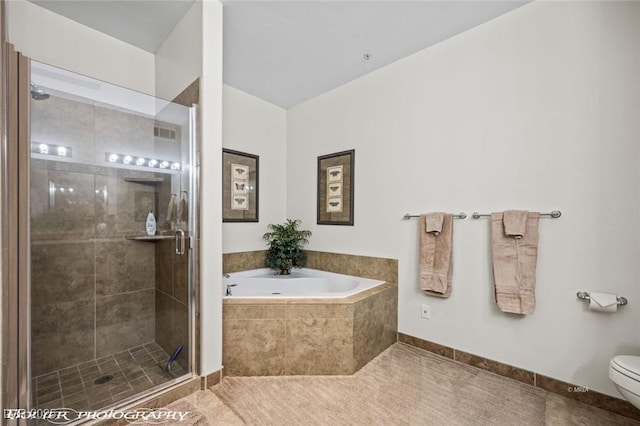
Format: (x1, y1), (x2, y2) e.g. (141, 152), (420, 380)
(223, 250), (398, 284)
(223, 250), (268, 273)
(223, 282), (398, 376)
(222, 251), (398, 375)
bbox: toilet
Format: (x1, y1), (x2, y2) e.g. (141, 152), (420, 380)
(609, 355), (640, 409)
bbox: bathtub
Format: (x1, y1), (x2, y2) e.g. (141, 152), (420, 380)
(222, 266), (398, 376)
(222, 268), (385, 299)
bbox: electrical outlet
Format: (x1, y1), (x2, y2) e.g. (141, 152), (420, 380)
(421, 304), (431, 319)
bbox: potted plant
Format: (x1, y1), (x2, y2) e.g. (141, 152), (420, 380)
(263, 219), (312, 275)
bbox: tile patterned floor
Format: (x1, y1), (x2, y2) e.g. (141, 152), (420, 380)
(212, 343), (640, 425)
(33, 342), (186, 412)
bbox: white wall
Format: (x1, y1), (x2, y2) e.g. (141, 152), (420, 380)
(6, 0), (155, 95)
(155, 1), (202, 101)
(154, 0), (224, 377)
(156, 0), (225, 376)
(287, 1), (640, 397)
(199, 0), (224, 375)
(222, 85), (287, 253)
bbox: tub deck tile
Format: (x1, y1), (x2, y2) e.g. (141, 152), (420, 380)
(285, 318), (355, 375)
(223, 319), (286, 376)
(286, 304), (353, 319)
(223, 305), (286, 320)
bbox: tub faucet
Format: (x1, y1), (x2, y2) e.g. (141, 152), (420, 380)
(226, 284), (237, 296)
(223, 273), (230, 278)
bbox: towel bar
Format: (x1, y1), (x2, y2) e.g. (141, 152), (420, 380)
(576, 291), (628, 306)
(403, 212), (467, 220)
(471, 210), (561, 219)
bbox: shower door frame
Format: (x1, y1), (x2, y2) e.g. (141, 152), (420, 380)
(187, 104), (199, 381)
(1, 42), (32, 420)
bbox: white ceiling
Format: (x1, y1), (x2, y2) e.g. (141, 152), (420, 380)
(28, 0), (529, 109)
(28, 0), (195, 52)
(223, 1), (528, 108)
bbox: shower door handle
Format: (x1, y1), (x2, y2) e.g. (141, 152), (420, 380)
(175, 229), (186, 255)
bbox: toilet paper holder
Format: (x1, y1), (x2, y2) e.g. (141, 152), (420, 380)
(576, 291), (628, 306)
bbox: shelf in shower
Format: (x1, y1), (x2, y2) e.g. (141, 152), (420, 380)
(123, 177), (165, 185)
(125, 235), (174, 242)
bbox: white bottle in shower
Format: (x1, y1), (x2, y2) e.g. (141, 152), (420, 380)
(146, 211), (156, 236)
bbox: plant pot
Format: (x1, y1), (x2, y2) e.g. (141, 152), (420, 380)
(280, 268), (291, 275)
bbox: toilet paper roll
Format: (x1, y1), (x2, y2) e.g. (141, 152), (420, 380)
(589, 292), (618, 312)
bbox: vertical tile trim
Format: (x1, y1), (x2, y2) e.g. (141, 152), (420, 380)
(284, 305), (288, 375)
(93, 237), (97, 361)
(205, 369), (222, 388)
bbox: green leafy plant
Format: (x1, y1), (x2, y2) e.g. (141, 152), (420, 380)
(263, 219), (312, 275)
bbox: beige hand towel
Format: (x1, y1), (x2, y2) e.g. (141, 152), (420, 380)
(492, 211), (540, 315)
(419, 213), (453, 298)
(426, 213), (445, 236)
(503, 210), (529, 239)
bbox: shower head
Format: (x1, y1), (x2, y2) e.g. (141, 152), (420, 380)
(30, 82), (50, 100)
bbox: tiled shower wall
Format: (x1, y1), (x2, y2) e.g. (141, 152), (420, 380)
(30, 91), (182, 376)
(30, 160), (167, 376)
(155, 239), (190, 370)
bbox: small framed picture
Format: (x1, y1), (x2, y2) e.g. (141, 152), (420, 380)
(317, 149), (354, 225)
(223, 149), (259, 222)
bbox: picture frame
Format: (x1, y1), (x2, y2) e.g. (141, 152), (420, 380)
(317, 149), (354, 225)
(222, 149), (259, 222)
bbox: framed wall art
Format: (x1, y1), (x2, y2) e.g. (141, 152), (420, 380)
(222, 149), (259, 222)
(317, 149), (354, 225)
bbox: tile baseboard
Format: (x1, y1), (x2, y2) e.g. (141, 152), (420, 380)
(201, 369), (223, 389)
(397, 332), (640, 422)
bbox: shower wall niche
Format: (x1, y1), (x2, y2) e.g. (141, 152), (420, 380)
(29, 65), (193, 412)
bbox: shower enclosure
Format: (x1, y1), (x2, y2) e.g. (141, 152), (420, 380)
(28, 61), (196, 413)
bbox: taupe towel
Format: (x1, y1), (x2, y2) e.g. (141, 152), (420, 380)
(419, 213), (453, 298)
(492, 211), (540, 315)
(503, 210), (528, 239)
(426, 213), (445, 236)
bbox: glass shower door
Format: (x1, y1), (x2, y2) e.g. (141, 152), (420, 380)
(29, 60), (195, 414)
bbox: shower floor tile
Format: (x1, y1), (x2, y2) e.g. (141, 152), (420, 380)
(32, 342), (187, 413)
